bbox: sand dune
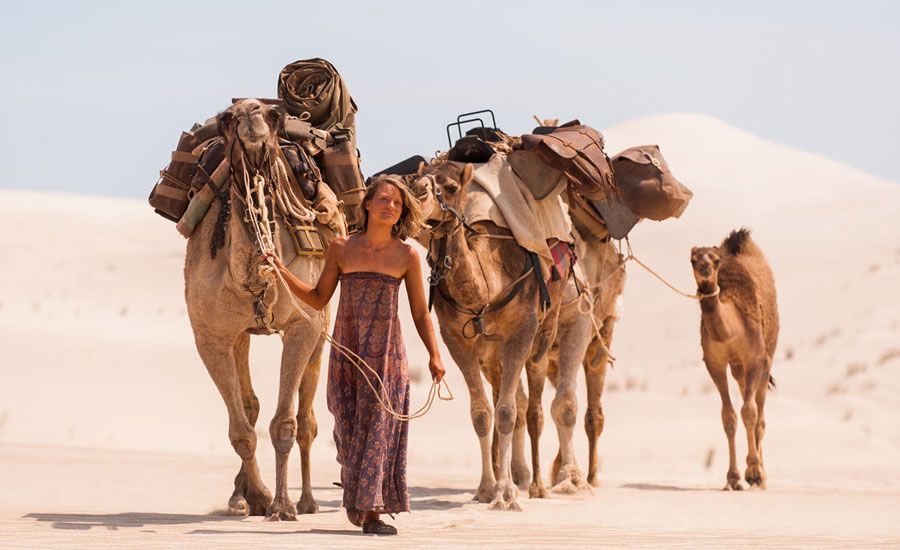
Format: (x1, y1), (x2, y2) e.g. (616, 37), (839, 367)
(2, 113), (899, 547)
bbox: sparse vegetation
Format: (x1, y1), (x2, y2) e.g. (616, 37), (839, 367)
(814, 328), (841, 348)
(845, 362), (867, 378)
(877, 348), (900, 366)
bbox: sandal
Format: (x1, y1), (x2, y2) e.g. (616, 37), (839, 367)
(362, 519), (397, 535)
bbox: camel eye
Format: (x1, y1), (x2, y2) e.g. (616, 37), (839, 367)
(444, 181), (459, 195)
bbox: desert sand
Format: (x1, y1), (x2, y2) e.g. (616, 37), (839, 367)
(1, 114), (899, 548)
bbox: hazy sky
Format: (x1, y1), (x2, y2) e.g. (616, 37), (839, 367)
(2, 0), (898, 197)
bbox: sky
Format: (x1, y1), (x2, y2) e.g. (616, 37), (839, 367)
(1, 0), (898, 198)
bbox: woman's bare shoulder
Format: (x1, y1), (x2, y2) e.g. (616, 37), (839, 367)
(399, 242), (421, 272)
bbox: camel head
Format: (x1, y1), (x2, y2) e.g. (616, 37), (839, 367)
(218, 99), (285, 157)
(409, 160), (474, 235)
(690, 246), (721, 290)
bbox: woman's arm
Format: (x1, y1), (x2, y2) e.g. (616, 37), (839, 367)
(266, 238), (344, 310)
(404, 246), (446, 382)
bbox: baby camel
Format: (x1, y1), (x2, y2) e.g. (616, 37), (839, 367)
(691, 228), (779, 490)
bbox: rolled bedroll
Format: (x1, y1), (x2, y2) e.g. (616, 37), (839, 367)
(277, 58), (357, 137)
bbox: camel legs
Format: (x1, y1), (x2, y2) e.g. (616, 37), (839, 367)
(444, 334), (497, 504)
(512, 380), (531, 489)
(584, 316), (615, 487)
(548, 305), (591, 494)
(194, 331), (270, 515)
(707, 356), (742, 490)
(491, 378), (530, 490)
(226, 332), (273, 515)
(295, 345), (323, 514)
(742, 358), (768, 488)
(525, 357), (548, 498)
(490, 328), (536, 511)
(266, 328), (321, 521)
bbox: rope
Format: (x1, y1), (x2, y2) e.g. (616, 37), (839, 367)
(568, 236), (714, 366)
(621, 237), (711, 301)
(241, 166), (452, 421)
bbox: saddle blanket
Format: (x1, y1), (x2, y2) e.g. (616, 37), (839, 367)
(465, 153), (573, 279)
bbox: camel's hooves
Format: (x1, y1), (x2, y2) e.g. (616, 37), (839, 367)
(528, 484), (549, 499)
(266, 501), (298, 521)
(296, 497), (319, 514)
(551, 479), (579, 495)
(473, 485), (496, 504)
(745, 468), (767, 489)
(723, 482), (744, 491)
(587, 476), (601, 488)
(488, 499), (523, 511)
(227, 495), (250, 517)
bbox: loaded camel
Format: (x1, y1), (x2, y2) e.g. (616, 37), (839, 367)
(410, 160), (574, 509)
(184, 98), (344, 519)
(691, 228), (779, 490)
(411, 160), (590, 510)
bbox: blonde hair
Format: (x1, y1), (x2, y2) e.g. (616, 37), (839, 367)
(358, 175), (424, 241)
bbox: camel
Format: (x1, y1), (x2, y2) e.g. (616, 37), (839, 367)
(409, 160), (569, 509)
(183, 98), (344, 520)
(548, 220), (626, 488)
(691, 228), (779, 490)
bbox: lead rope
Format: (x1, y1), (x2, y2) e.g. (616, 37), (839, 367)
(243, 165), (453, 421)
(571, 235), (724, 366)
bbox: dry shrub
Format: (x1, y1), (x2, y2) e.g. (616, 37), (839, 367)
(826, 381), (848, 395)
(878, 348), (900, 366)
(784, 347), (795, 361)
(814, 328), (841, 348)
(845, 362), (867, 378)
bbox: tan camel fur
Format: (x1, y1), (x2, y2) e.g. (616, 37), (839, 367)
(691, 228), (779, 490)
(184, 99), (341, 520)
(548, 221), (626, 488)
(410, 161), (567, 509)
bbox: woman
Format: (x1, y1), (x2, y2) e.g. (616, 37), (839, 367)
(265, 175), (445, 535)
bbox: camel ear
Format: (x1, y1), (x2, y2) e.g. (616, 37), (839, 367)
(417, 161), (426, 177)
(217, 110), (236, 136)
(690, 246), (698, 255)
(266, 105), (285, 136)
(460, 163), (474, 187)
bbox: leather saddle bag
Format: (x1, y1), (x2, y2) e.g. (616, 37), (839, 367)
(521, 121), (616, 202)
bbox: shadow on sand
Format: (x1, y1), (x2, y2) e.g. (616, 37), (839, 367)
(24, 512), (240, 531)
(620, 483), (712, 492)
(25, 484), (469, 531)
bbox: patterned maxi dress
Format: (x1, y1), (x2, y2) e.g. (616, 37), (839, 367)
(327, 271), (411, 514)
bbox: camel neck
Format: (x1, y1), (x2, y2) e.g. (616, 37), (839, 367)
(698, 283), (730, 341)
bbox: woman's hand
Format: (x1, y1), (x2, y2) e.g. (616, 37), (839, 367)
(262, 252), (286, 272)
(428, 356), (446, 382)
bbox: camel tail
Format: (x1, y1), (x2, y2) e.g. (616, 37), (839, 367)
(723, 227), (753, 256)
(768, 374), (777, 391)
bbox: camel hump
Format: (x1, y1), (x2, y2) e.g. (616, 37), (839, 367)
(721, 227), (754, 256)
